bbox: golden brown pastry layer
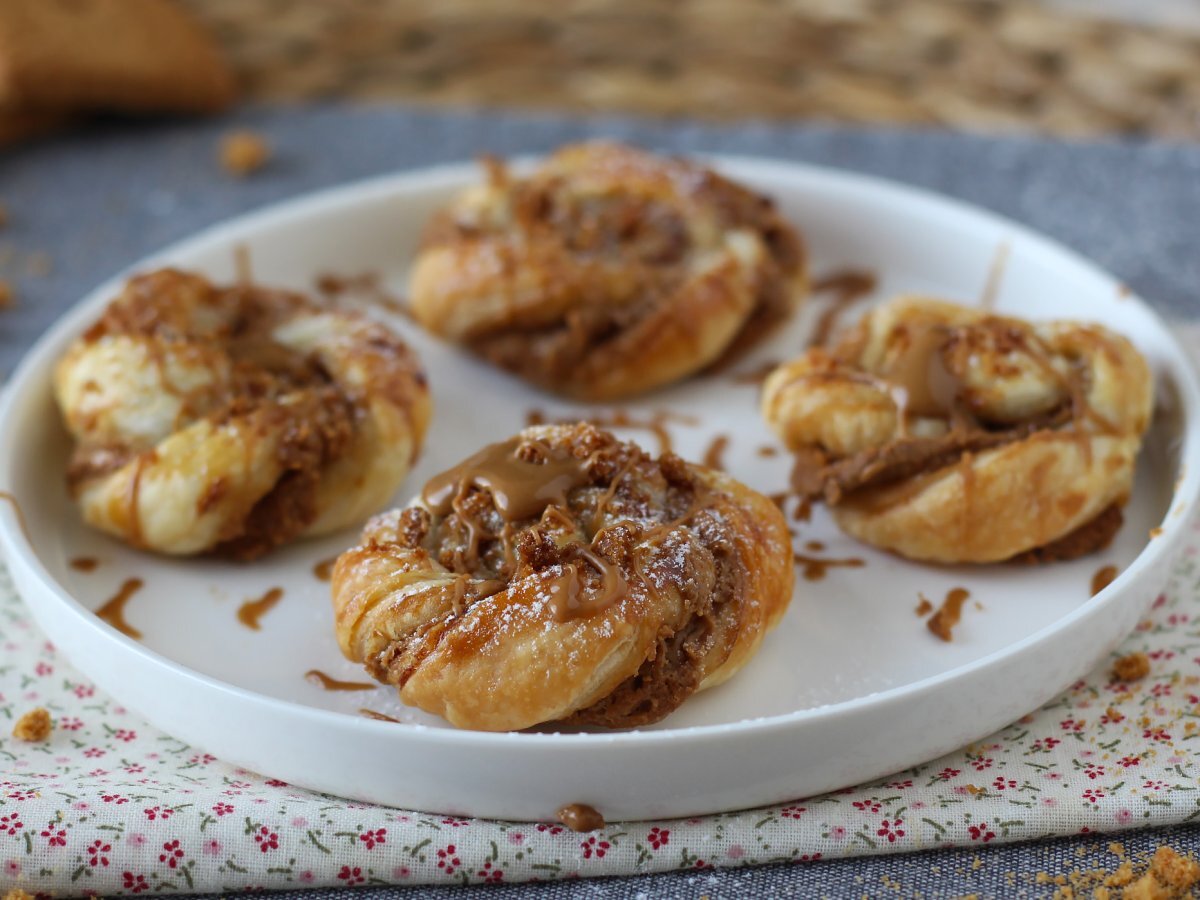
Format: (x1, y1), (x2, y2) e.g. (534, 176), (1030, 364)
(54, 269), (431, 558)
(332, 423), (794, 731)
(409, 141), (807, 401)
(762, 296), (1153, 563)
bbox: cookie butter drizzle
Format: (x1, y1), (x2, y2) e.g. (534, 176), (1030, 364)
(237, 587), (283, 630)
(809, 269), (878, 347)
(305, 670), (377, 692)
(313, 557), (337, 581)
(96, 578), (144, 640)
(424, 436), (593, 522)
(422, 436), (631, 622)
(0, 491), (30, 544)
(1091, 564), (1118, 596)
(927, 587), (971, 642)
(793, 552), (865, 581)
(556, 803), (606, 833)
(524, 409), (695, 456)
(702, 434), (729, 471)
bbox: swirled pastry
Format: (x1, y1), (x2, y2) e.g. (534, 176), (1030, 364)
(409, 141), (807, 401)
(54, 268), (431, 558)
(762, 296), (1153, 563)
(331, 423), (793, 731)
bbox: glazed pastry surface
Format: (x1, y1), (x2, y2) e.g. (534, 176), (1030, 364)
(54, 268), (431, 558)
(409, 141), (807, 401)
(762, 296), (1153, 563)
(332, 423), (794, 731)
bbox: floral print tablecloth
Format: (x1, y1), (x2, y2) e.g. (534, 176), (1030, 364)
(3, 530), (1200, 896)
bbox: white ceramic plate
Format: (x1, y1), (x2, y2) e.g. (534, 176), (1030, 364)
(2, 157), (1198, 822)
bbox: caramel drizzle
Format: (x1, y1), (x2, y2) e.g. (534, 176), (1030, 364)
(237, 587), (283, 631)
(96, 578), (144, 640)
(757, 445), (779, 458)
(305, 670), (377, 692)
(702, 434), (730, 471)
(793, 552), (865, 581)
(1091, 565), (1118, 597)
(70, 557), (100, 572)
(927, 587), (971, 642)
(809, 269), (878, 347)
(313, 557), (337, 582)
(915, 594), (934, 616)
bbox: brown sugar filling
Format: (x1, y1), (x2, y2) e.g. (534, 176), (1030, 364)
(367, 425), (744, 729)
(435, 156), (803, 386)
(66, 270), (372, 559)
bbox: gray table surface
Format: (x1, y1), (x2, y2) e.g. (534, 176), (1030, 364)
(2, 106), (1199, 897)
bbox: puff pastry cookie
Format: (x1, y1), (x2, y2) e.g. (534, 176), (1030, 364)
(409, 141), (807, 401)
(332, 423), (794, 731)
(762, 296), (1153, 563)
(55, 268), (432, 558)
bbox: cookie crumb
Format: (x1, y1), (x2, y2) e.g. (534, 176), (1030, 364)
(12, 707), (51, 741)
(555, 803), (605, 832)
(220, 130), (271, 177)
(1123, 846), (1200, 899)
(0, 281), (13, 309)
(1112, 652), (1150, 682)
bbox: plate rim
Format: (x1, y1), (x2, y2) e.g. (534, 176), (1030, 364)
(2, 153), (1199, 751)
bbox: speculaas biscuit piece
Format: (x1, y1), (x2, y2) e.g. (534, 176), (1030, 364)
(0, 0), (235, 114)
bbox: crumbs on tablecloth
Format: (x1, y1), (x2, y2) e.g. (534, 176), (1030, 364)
(1112, 651), (1151, 682)
(1037, 843), (1200, 899)
(12, 707), (52, 741)
(220, 130), (271, 176)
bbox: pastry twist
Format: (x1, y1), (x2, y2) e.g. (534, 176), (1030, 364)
(54, 268), (432, 558)
(762, 296), (1153, 563)
(409, 141), (807, 401)
(332, 423), (794, 731)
